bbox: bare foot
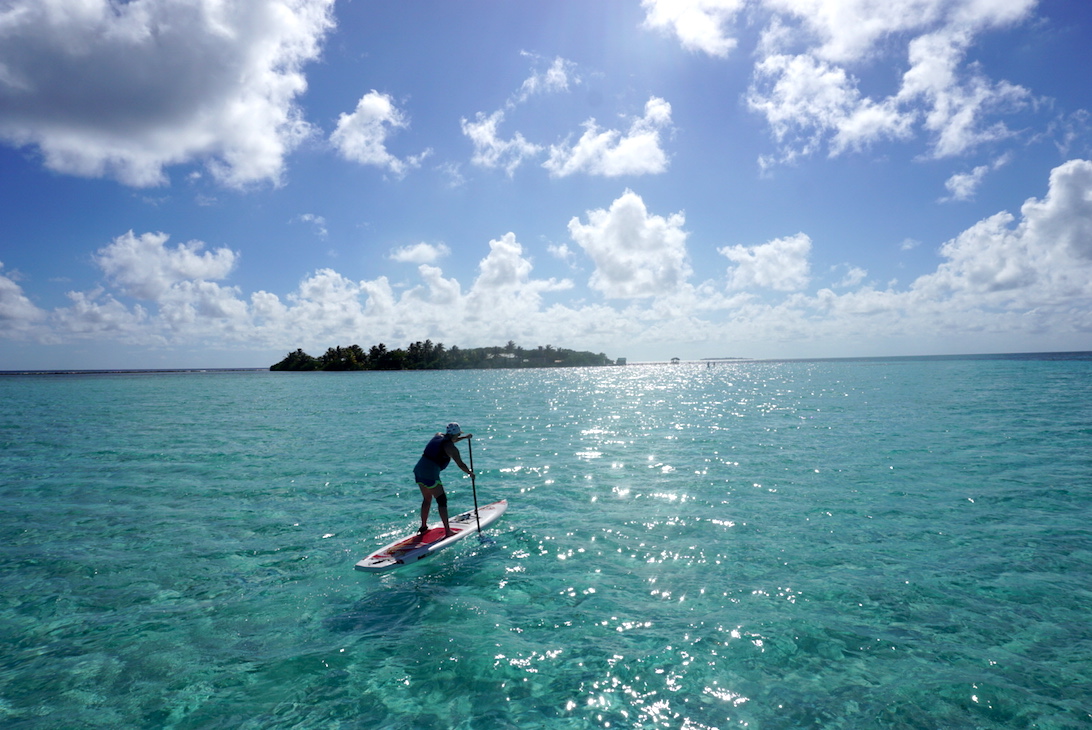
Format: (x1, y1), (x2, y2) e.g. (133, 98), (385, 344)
(444, 530), (456, 538)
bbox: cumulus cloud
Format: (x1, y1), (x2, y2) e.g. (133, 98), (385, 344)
(918, 158), (1092, 303)
(0, 0), (336, 188)
(461, 110), (542, 176)
(52, 288), (150, 338)
(28, 226), (576, 351)
(641, 0), (746, 58)
(762, 0), (941, 64)
(735, 0), (1038, 165)
(5, 160), (1092, 361)
(544, 97), (673, 178)
(466, 233), (573, 320)
(330, 91), (432, 176)
(460, 55), (581, 176)
(720, 233), (812, 291)
(389, 242), (451, 265)
(941, 153), (1012, 202)
(943, 164), (993, 202)
(748, 53), (911, 163)
(898, 29), (1031, 159)
(548, 243), (577, 265)
(567, 189), (690, 298)
(296, 213), (328, 237)
(95, 231), (237, 300)
(65, 231), (248, 341)
(462, 55), (672, 180)
(833, 265), (868, 289)
(515, 55), (578, 104)
(0, 263), (47, 334)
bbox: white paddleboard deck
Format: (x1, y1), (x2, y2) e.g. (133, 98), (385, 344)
(355, 499), (508, 573)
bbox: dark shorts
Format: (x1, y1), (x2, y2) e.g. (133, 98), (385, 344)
(414, 457), (443, 488)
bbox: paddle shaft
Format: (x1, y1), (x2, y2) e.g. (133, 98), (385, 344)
(468, 435), (482, 533)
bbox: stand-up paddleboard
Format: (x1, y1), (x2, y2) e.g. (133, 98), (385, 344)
(355, 499), (508, 573)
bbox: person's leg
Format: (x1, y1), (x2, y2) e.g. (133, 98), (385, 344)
(417, 483), (433, 534)
(434, 487), (454, 536)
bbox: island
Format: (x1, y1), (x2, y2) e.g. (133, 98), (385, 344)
(270, 341), (617, 371)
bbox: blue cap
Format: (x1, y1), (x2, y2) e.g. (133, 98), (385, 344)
(446, 422), (461, 436)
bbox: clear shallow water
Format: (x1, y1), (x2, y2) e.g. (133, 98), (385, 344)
(1, 357), (1090, 729)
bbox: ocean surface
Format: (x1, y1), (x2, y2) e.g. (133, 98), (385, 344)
(1, 355), (1090, 729)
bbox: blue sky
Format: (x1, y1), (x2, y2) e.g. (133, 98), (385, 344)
(2, 0), (1091, 369)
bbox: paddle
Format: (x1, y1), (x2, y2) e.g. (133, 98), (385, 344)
(467, 434), (482, 535)
(466, 435), (499, 546)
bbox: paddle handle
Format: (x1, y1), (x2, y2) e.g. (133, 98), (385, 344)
(468, 435), (482, 533)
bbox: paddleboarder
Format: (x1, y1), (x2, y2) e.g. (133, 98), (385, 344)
(414, 422), (473, 538)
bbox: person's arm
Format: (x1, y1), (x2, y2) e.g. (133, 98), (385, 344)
(443, 439), (473, 475)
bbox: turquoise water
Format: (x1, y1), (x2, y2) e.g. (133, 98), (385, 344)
(1, 357), (1090, 729)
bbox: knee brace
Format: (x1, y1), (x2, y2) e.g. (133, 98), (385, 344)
(436, 491), (448, 510)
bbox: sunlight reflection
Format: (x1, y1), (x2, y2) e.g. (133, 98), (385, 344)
(704, 685), (750, 707)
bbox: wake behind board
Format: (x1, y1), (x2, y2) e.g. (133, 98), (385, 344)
(355, 499), (508, 573)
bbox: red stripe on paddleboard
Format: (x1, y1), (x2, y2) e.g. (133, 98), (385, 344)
(380, 527), (463, 558)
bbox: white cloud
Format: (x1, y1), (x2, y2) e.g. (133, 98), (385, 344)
(918, 158), (1092, 303)
(52, 288), (150, 338)
(940, 152), (1012, 202)
(548, 243), (577, 265)
(1054, 110), (1092, 158)
(463, 55), (673, 181)
(515, 55), (578, 104)
(544, 97), (673, 178)
(742, 0), (1037, 165)
(0, 263), (47, 334)
(460, 55), (579, 175)
(762, 0), (944, 64)
(438, 161), (467, 188)
(833, 265), (868, 288)
(65, 231), (247, 341)
(95, 231), (237, 300)
(389, 242), (451, 265)
(898, 29), (1030, 158)
(465, 233), (573, 320)
(252, 233), (575, 348)
(0, 0), (335, 188)
(296, 213), (328, 236)
(641, 0), (746, 58)
(943, 164), (992, 202)
(330, 91), (431, 176)
(261, 268), (369, 344)
(461, 110), (542, 176)
(748, 54), (911, 162)
(5, 161), (1092, 362)
(567, 189), (690, 298)
(411, 265), (463, 308)
(156, 279), (249, 332)
(720, 233), (812, 291)
(763, 0), (1034, 64)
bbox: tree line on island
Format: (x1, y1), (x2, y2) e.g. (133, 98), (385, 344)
(270, 340), (618, 371)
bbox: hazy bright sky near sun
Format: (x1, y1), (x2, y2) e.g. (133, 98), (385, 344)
(2, 0), (1092, 369)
